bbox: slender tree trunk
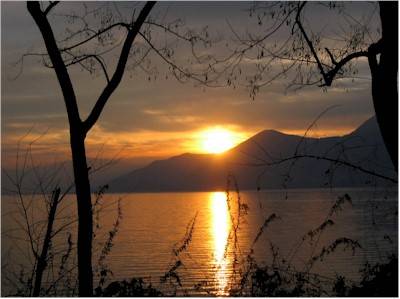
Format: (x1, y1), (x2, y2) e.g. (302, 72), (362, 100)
(370, 2), (398, 171)
(27, 2), (155, 296)
(70, 129), (93, 296)
(32, 188), (61, 296)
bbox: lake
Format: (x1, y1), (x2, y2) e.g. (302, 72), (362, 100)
(1, 188), (398, 296)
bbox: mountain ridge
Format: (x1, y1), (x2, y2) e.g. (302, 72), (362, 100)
(109, 117), (396, 192)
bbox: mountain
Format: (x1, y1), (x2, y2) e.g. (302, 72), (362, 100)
(109, 117), (397, 192)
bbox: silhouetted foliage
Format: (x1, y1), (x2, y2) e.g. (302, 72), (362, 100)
(95, 278), (163, 297)
(2, 138), (77, 296)
(332, 254), (398, 297)
(245, 255), (398, 297)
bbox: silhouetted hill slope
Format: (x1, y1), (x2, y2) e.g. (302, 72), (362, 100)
(109, 117), (397, 192)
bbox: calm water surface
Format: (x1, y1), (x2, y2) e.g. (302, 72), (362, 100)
(2, 188), (398, 295)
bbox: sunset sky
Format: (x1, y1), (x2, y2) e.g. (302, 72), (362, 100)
(2, 2), (379, 177)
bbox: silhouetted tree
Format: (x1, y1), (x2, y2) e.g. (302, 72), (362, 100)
(295, 2), (398, 172)
(225, 1), (397, 171)
(2, 135), (76, 296)
(27, 3), (154, 295)
(26, 1), (221, 295)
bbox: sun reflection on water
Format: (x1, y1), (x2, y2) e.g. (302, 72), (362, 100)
(210, 192), (231, 296)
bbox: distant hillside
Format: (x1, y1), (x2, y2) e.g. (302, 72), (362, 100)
(109, 117), (397, 192)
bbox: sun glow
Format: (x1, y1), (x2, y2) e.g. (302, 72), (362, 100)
(200, 128), (236, 154)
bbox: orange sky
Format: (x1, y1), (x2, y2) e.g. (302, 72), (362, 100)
(1, 121), (360, 171)
(2, 2), (378, 176)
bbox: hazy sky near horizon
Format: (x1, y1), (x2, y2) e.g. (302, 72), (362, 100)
(2, 1), (379, 174)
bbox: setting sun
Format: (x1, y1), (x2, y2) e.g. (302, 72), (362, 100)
(200, 128), (236, 154)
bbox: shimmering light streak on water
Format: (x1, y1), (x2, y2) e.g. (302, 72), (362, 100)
(210, 192), (231, 295)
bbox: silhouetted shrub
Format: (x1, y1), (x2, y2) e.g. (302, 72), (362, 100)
(332, 254), (398, 297)
(95, 278), (163, 297)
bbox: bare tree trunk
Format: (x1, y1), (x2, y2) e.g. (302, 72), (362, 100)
(32, 188), (61, 296)
(370, 2), (398, 171)
(70, 130), (93, 296)
(26, 2), (154, 296)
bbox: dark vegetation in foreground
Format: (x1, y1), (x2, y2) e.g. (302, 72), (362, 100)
(94, 255), (398, 297)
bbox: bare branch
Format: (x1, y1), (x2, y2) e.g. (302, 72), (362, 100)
(250, 154), (397, 184)
(325, 47), (337, 65)
(138, 31), (210, 85)
(43, 1), (59, 16)
(295, 1), (369, 87)
(323, 50), (368, 86)
(64, 54), (110, 83)
(144, 20), (199, 43)
(295, 2), (330, 85)
(82, 1), (156, 133)
(59, 22), (130, 53)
